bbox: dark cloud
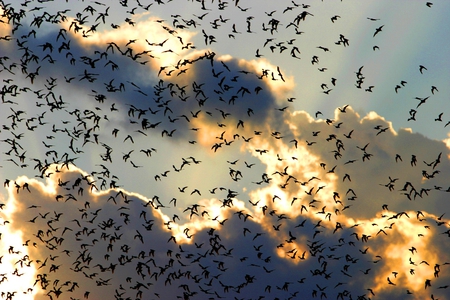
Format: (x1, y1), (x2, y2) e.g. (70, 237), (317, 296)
(0, 164), (448, 299)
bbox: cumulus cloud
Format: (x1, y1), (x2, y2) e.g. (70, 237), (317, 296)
(1, 113), (450, 299)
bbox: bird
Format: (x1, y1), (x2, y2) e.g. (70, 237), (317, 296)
(431, 85), (438, 94)
(387, 277), (396, 285)
(331, 15), (340, 23)
(373, 25), (384, 37)
(419, 65), (427, 74)
(365, 86), (374, 92)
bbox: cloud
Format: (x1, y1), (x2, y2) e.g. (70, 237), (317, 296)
(0, 10), (295, 148)
(61, 12), (197, 71)
(189, 103), (450, 298)
(1, 144), (450, 299)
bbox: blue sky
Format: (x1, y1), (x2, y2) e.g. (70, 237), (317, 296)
(0, 1), (450, 300)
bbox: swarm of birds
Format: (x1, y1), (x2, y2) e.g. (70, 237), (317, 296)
(0, 0), (449, 300)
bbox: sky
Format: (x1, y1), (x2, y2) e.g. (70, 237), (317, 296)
(0, 0), (450, 299)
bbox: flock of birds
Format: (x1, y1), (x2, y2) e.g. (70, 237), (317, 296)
(0, 0), (449, 300)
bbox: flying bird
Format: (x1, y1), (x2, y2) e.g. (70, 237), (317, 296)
(373, 25), (384, 37)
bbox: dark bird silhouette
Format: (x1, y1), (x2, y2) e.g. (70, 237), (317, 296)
(331, 15), (340, 23)
(373, 25), (384, 37)
(419, 65), (427, 74)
